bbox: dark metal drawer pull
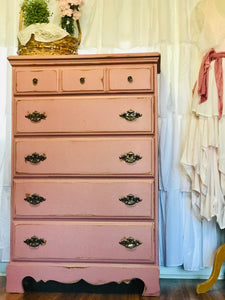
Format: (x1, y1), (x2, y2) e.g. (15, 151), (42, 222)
(24, 193), (46, 205)
(24, 236), (46, 248)
(119, 237), (142, 249)
(127, 76), (133, 83)
(119, 194), (142, 206)
(25, 111), (47, 123)
(80, 77), (85, 84)
(33, 78), (38, 85)
(119, 109), (142, 121)
(25, 152), (46, 164)
(119, 152), (142, 164)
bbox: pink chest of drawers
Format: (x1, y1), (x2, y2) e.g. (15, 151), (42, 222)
(6, 53), (160, 296)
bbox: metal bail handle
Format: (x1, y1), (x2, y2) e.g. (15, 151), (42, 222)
(24, 236), (46, 248)
(25, 111), (47, 123)
(25, 152), (46, 164)
(119, 109), (142, 121)
(119, 237), (142, 249)
(119, 152), (142, 164)
(24, 193), (46, 205)
(119, 194), (142, 206)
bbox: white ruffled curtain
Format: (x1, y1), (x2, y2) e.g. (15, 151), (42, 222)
(0, 0), (222, 270)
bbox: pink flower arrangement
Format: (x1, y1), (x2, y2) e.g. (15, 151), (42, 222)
(58, 0), (84, 20)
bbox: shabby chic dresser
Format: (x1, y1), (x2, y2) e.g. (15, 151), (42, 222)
(6, 53), (160, 296)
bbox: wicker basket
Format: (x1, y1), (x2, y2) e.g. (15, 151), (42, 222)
(17, 11), (81, 55)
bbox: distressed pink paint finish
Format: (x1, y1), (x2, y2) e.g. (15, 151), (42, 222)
(13, 221), (155, 262)
(7, 53), (160, 296)
(13, 178), (155, 218)
(14, 136), (154, 176)
(109, 66), (154, 91)
(62, 68), (104, 91)
(15, 95), (154, 134)
(15, 69), (58, 93)
(6, 262), (160, 296)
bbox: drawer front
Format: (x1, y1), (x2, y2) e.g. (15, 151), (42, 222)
(109, 66), (154, 91)
(62, 68), (104, 92)
(13, 178), (155, 218)
(15, 69), (58, 93)
(15, 96), (154, 134)
(13, 221), (155, 263)
(14, 137), (155, 176)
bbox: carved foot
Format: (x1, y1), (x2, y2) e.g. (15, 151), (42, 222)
(196, 244), (225, 294)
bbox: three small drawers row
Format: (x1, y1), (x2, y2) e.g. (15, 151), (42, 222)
(15, 65), (154, 94)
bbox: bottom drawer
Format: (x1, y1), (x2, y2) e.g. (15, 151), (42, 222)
(13, 221), (155, 263)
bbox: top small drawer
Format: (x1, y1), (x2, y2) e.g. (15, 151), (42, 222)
(15, 69), (58, 94)
(62, 68), (104, 92)
(109, 66), (154, 92)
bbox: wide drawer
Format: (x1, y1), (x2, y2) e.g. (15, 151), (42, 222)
(14, 137), (155, 176)
(13, 221), (155, 263)
(14, 68), (58, 93)
(15, 96), (154, 135)
(13, 178), (155, 219)
(109, 66), (154, 91)
(62, 68), (104, 92)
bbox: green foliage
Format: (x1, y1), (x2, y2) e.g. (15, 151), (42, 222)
(21, 0), (50, 26)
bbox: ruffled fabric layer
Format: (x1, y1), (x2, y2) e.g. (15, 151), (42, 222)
(181, 114), (225, 228)
(181, 57), (225, 229)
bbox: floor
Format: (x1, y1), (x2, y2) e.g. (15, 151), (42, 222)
(1, 276), (225, 300)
